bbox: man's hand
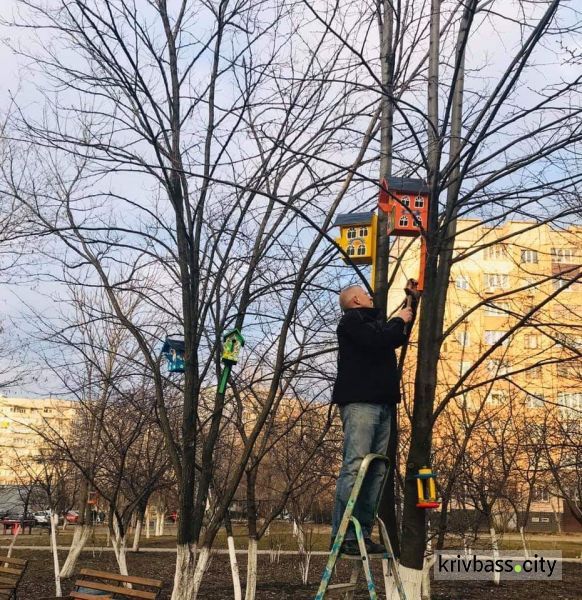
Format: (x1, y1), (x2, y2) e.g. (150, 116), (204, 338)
(398, 307), (414, 323)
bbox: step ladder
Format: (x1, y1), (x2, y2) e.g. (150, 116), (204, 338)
(315, 453), (406, 600)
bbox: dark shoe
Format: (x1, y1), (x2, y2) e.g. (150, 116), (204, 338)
(364, 539), (386, 555)
(339, 539), (361, 555)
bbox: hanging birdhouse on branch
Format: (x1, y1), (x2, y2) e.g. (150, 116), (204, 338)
(378, 177), (429, 237)
(222, 329), (245, 365)
(415, 467), (440, 509)
(161, 335), (185, 373)
(333, 211), (377, 265)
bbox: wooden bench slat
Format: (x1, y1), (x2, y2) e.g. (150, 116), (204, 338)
(79, 568), (163, 588)
(70, 593), (113, 600)
(0, 557), (26, 566)
(0, 576), (17, 585)
(0, 567), (22, 576)
(74, 580), (156, 600)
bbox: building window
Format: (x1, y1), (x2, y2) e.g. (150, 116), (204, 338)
(414, 195), (424, 208)
(485, 273), (509, 290)
(551, 248), (576, 263)
(347, 245), (355, 256)
(456, 276), (469, 290)
(487, 392), (505, 407)
(347, 227), (356, 239)
(486, 302), (510, 316)
(485, 245), (506, 260)
(10, 407), (26, 414)
(401, 195), (410, 207)
(557, 392), (582, 419)
(556, 364), (571, 378)
(524, 334), (539, 349)
(413, 211), (422, 225)
(43, 408), (53, 414)
(520, 249), (538, 264)
(525, 394), (545, 408)
(358, 226), (368, 237)
(533, 486), (550, 503)
(487, 359), (510, 375)
(456, 331), (470, 347)
(399, 215), (409, 227)
(485, 330), (505, 345)
(525, 366), (542, 380)
(552, 277), (577, 292)
(356, 243), (366, 256)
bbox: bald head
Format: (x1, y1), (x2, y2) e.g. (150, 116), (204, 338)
(339, 285), (374, 311)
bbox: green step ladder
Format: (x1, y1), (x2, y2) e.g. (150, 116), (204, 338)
(315, 453), (407, 599)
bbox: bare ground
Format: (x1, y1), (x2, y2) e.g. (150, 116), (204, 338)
(9, 548), (581, 600)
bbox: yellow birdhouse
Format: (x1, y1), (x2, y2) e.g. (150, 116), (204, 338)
(334, 212), (377, 265)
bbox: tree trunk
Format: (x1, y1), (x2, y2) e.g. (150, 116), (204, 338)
(145, 506), (151, 539)
(132, 518), (143, 552)
(111, 519), (129, 576)
(60, 524), (91, 578)
(191, 546), (211, 600)
(171, 543), (197, 600)
(225, 514), (242, 600)
(519, 526), (529, 558)
(489, 526), (500, 585)
(244, 538), (258, 600)
(50, 513), (62, 597)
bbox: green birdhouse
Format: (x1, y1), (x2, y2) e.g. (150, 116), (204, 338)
(222, 329), (245, 365)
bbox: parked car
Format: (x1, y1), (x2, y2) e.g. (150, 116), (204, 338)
(33, 510), (51, 526)
(64, 510), (79, 524)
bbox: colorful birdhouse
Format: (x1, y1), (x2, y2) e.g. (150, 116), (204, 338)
(222, 329), (245, 365)
(334, 212), (377, 265)
(415, 466), (440, 509)
(378, 177), (429, 237)
(87, 491), (98, 506)
(161, 336), (185, 373)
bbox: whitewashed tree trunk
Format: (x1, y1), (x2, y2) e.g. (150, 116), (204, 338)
(111, 520), (129, 576)
(421, 556), (435, 600)
(519, 526), (529, 558)
(191, 546), (211, 599)
(389, 564), (423, 600)
(132, 519), (143, 552)
(292, 519), (298, 537)
(296, 524), (311, 585)
(145, 507), (151, 539)
(244, 538), (258, 600)
(550, 499), (562, 533)
(60, 524), (91, 578)
(490, 527), (500, 585)
(171, 543), (197, 600)
(50, 513), (62, 597)
(6, 521), (21, 557)
(227, 535), (242, 600)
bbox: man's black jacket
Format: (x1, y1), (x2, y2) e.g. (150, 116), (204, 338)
(332, 307), (407, 406)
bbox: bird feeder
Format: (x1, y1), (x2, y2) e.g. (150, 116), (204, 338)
(87, 491), (98, 506)
(334, 212), (377, 265)
(378, 177), (429, 291)
(415, 467), (440, 509)
(161, 336), (185, 373)
(218, 329), (245, 393)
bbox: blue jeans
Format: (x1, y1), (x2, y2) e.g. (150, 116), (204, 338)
(331, 403), (392, 542)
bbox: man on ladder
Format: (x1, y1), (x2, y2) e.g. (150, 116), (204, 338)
(330, 283), (413, 556)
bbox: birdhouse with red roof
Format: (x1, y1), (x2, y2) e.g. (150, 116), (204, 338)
(378, 177), (429, 237)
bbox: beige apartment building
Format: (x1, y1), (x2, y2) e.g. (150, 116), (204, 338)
(390, 219), (581, 532)
(0, 396), (77, 485)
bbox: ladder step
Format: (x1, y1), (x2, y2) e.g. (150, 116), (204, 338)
(340, 552), (393, 560)
(327, 582), (359, 593)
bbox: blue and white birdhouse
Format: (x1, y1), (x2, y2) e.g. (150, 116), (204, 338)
(161, 336), (185, 373)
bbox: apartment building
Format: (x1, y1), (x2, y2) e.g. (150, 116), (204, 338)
(389, 219), (581, 532)
(0, 396), (77, 485)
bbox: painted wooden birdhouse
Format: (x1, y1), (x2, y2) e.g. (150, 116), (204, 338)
(222, 329), (245, 365)
(378, 177), (429, 237)
(161, 336), (185, 373)
(334, 211), (377, 265)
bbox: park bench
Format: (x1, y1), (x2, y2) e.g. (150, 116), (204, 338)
(70, 569), (163, 599)
(0, 555), (28, 600)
